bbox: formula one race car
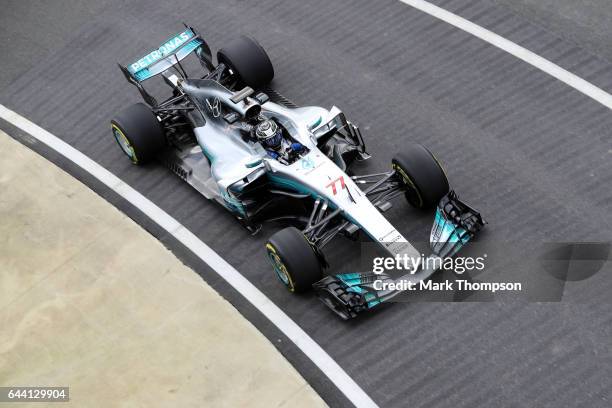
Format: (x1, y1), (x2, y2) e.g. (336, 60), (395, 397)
(111, 26), (485, 319)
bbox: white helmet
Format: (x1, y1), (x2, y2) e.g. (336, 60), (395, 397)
(255, 119), (282, 149)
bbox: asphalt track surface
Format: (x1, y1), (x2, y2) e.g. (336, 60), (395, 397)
(2, 0), (612, 407)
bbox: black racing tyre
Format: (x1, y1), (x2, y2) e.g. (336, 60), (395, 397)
(217, 36), (274, 89)
(392, 144), (450, 209)
(111, 103), (165, 165)
(266, 227), (322, 293)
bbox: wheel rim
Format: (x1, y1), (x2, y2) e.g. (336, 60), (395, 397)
(112, 125), (138, 164)
(266, 244), (294, 291)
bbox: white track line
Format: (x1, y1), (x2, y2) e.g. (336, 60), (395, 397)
(0, 104), (378, 408)
(400, 0), (612, 110)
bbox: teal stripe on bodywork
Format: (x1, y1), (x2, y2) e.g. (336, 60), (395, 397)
(337, 273), (363, 291)
(434, 209), (470, 244)
(310, 116), (322, 129)
(268, 173), (319, 198)
(336, 273), (382, 308)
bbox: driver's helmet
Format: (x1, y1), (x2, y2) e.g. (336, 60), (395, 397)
(255, 119), (283, 149)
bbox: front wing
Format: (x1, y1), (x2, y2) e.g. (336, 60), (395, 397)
(313, 190), (485, 320)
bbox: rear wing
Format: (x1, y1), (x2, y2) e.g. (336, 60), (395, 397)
(118, 25), (212, 105)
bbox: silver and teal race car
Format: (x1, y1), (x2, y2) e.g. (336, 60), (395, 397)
(111, 25), (485, 319)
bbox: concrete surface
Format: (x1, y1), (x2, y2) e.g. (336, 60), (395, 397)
(0, 130), (326, 408)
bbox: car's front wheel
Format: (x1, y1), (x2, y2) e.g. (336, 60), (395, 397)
(392, 144), (450, 209)
(266, 227), (322, 293)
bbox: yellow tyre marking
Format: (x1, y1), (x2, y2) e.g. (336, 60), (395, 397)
(266, 243), (295, 292)
(111, 124), (138, 164)
(426, 150), (449, 185)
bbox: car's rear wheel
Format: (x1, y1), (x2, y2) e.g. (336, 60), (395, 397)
(217, 36), (274, 89)
(392, 144), (450, 209)
(266, 227), (322, 293)
(111, 103), (165, 165)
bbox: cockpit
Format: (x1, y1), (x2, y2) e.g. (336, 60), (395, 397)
(180, 79), (309, 166)
(251, 117), (309, 165)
